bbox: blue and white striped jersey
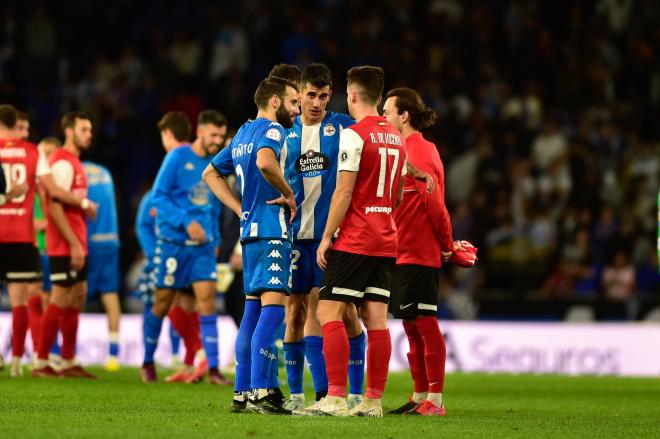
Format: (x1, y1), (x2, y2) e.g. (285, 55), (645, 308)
(284, 112), (354, 241)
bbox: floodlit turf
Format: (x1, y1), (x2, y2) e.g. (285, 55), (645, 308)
(2, 367), (660, 438)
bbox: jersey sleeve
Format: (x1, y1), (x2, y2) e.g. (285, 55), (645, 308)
(152, 149), (193, 229)
(36, 151), (51, 177)
(211, 144), (234, 176)
(337, 128), (364, 172)
(336, 113), (355, 129)
(424, 153), (453, 251)
(256, 124), (285, 156)
(135, 191), (157, 258)
(50, 160), (74, 190)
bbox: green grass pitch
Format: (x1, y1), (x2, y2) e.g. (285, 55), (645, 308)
(2, 367), (660, 438)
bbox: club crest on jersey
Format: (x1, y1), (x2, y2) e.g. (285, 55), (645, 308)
(185, 162), (195, 170)
(296, 150), (330, 177)
(266, 128), (282, 142)
(188, 181), (211, 206)
(323, 123), (336, 137)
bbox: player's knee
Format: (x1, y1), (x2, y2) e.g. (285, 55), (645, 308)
(286, 300), (307, 329)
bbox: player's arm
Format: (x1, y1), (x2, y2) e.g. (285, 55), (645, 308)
(135, 192), (157, 256)
(203, 163), (241, 218)
(424, 157), (454, 260)
(256, 148), (297, 222)
(48, 199), (85, 270)
(406, 160), (435, 194)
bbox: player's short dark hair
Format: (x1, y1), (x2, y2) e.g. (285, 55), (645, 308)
(0, 104), (18, 129)
(269, 63), (302, 87)
(16, 111), (29, 122)
(386, 87), (437, 130)
(347, 66), (384, 105)
(61, 111), (91, 132)
(301, 63), (332, 89)
(157, 111), (192, 142)
(254, 78), (297, 109)
(198, 110), (227, 128)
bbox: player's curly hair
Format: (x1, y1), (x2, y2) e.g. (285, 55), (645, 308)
(346, 66), (384, 105)
(254, 78), (298, 109)
(386, 87), (436, 130)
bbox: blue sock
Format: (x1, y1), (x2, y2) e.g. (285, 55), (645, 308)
(169, 324), (181, 356)
(251, 305), (285, 390)
(200, 314), (219, 369)
(268, 343), (279, 388)
(304, 335), (328, 393)
(50, 329), (61, 356)
(348, 332), (366, 395)
(284, 340), (305, 394)
(143, 309), (163, 364)
(109, 331), (120, 357)
(235, 299), (261, 392)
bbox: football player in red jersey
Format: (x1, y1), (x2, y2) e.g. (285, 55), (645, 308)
(383, 87), (456, 416)
(0, 105), (96, 377)
(307, 67), (406, 417)
(32, 112), (96, 379)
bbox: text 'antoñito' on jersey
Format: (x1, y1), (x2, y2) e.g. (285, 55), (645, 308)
(285, 112), (354, 241)
(333, 116), (407, 258)
(211, 118), (291, 242)
(84, 161), (119, 248)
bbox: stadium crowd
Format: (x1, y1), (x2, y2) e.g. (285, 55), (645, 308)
(1, 0), (659, 315)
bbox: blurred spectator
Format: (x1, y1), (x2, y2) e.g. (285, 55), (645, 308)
(602, 250), (636, 302)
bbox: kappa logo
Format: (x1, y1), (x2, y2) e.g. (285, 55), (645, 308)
(268, 263), (282, 272)
(268, 277), (282, 285)
(268, 250), (283, 258)
(185, 162), (195, 170)
(287, 131), (299, 139)
(268, 240), (282, 245)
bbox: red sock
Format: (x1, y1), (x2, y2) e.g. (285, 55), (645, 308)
(416, 316), (446, 393)
(403, 320), (428, 393)
(188, 311), (202, 352)
(60, 307), (80, 361)
(27, 296), (43, 351)
(11, 305), (29, 358)
(322, 321), (349, 397)
(39, 304), (63, 360)
(366, 329), (391, 399)
(168, 307), (199, 366)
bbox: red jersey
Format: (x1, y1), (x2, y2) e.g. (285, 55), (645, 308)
(394, 132), (453, 267)
(46, 148), (88, 256)
(333, 116), (407, 258)
(0, 138), (50, 243)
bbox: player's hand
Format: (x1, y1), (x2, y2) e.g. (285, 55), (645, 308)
(267, 193), (298, 224)
(422, 173), (435, 194)
(34, 218), (47, 232)
(316, 237), (333, 270)
(70, 242), (85, 271)
(187, 220), (207, 243)
(85, 201), (98, 221)
(6, 182), (28, 200)
(149, 207), (157, 217)
(442, 250), (453, 263)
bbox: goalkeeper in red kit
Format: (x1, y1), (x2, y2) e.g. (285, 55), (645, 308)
(383, 87), (475, 416)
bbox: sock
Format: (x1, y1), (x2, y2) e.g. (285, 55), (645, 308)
(200, 314), (219, 369)
(27, 296), (43, 351)
(348, 331), (366, 395)
(168, 306), (198, 366)
(268, 343), (280, 388)
(304, 335), (328, 394)
(169, 324), (181, 356)
(365, 329), (391, 400)
(38, 304), (63, 360)
(416, 316), (446, 394)
(235, 299), (260, 392)
(250, 305), (284, 390)
(142, 309), (164, 364)
(284, 340), (305, 394)
(322, 321), (349, 398)
(427, 392), (443, 407)
(11, 305), (29, 358)
(413, 392), (428, 403)
(109, 331), (119, 357)
(403, 319), (429, 393)
(60, 307), (80, 361)
(189, 311), (201, 348)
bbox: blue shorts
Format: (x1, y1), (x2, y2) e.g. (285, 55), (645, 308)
(291, 241), (323, 294)
(242, 239), (292, 296)
(87, 245), (120, 298)
(154, 240), (217, 290)
(40, 253), (52, 292)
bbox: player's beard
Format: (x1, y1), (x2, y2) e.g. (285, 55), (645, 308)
(201, 138), (219, 156)
(73, 134), (91, 151)
(276, 103), (294, 129)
